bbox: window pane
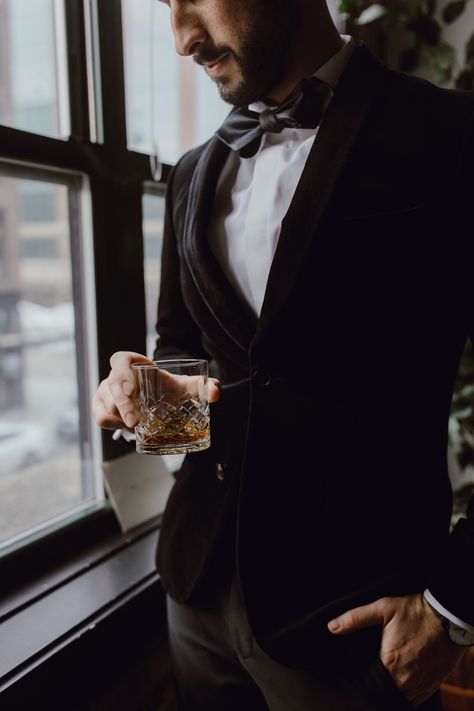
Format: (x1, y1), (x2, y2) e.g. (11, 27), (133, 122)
(0, 173), (102, 550)
(143, 190), (164, 359)
(0, 0), (70, 138)
(20, 182), (56, 222)
(122, 0), (230, 164)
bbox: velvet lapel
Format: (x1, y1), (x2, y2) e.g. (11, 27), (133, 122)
(184, 136), (258, 355)
(255, 43), (388, 343)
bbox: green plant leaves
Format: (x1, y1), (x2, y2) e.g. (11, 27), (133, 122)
(431, 41), (456, 83)
(405, 14), (442, 45)
(442, 0), (467, 23)
(338, 0), (366, 18)
(466, 31), (474, 65)
(456, 31), (474, 89)
(404, 42), (455, 84)
(355, 3), (387, 24)
(399, 47), (420, 71)
(338, 0), (472, 88)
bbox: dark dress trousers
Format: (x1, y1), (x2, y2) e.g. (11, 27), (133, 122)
(153, 42), (474, 674)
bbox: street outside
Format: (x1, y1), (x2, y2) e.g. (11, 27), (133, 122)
(0, 337), (99, 547)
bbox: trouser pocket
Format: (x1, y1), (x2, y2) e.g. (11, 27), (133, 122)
(345, 655), (414, 710)
(373, 657), (414, 710)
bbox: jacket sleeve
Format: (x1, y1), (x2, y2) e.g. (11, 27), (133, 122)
(152, 161), (209, 363)
(424, 108), (474, 626)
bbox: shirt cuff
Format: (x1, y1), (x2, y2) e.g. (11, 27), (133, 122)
(112, 428), (136, 443)
(424, 589), (474, 632)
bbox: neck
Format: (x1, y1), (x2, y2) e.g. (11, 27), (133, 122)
(266, 9), (344, 105)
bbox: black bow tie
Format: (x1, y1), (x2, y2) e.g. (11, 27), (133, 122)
(215, 76), (332, 158)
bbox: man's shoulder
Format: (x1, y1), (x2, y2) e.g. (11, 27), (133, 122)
(385, 62), (474, 118)
(170, 137), (216, 188)
(166, 129), (231, 211)
(360, 51), (474, 148)
(345, 42), (474, 145)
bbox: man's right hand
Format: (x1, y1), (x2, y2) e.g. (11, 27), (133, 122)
(92, 351), (154, 431)
(92, 351), (221, 432)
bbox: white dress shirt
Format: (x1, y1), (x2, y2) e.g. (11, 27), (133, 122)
(208, 35), (355, 316)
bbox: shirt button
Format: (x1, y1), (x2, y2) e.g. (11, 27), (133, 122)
(252, 368), (272, 387)
(216, 463), (225, 481)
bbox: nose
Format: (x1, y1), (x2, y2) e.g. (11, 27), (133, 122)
(169, 3), (207, 56)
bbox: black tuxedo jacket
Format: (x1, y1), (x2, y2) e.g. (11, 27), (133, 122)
(154, 42), (474, 669)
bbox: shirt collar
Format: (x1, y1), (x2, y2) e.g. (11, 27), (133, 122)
(248, 35), (355, 114)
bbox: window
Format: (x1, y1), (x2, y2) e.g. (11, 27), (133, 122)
(0, 169), (102, 550)
(0, 0), (70, 139)
(0, 0), (168, 564)
(121, 0), (230, 164)
(0, 0), (175, 691)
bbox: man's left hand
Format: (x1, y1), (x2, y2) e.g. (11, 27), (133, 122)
(327, 594), (465, 707)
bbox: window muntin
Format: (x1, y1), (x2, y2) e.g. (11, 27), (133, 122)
(0, 170), (102, 552)
(82, 0), (103, 143)
(142, 188), (165, 359)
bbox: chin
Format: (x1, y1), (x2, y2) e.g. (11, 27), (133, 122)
(217, 78), (269, 108)
(217, 83), (245, 107)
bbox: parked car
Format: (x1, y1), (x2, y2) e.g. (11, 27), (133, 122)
(0, 420), (51, 476)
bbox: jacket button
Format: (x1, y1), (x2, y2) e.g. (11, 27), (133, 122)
(252, 368), (272, 387)
(216, 463), (225, 481)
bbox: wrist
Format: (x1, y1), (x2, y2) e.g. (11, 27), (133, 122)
(425, 599), (474, 647)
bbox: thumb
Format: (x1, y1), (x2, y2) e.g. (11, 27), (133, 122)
(328, 600), (384, 636)
(126, 353), (155, 393)
(207, 378), (221, 403)
(129, 353), (155, 366)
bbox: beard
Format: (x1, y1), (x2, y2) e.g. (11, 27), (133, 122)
(194, 2), (301, 107)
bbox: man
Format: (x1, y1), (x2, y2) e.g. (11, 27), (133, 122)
(93, 0), (474, 708)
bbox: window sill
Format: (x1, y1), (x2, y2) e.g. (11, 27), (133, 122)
(0, 516), (162, 692)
